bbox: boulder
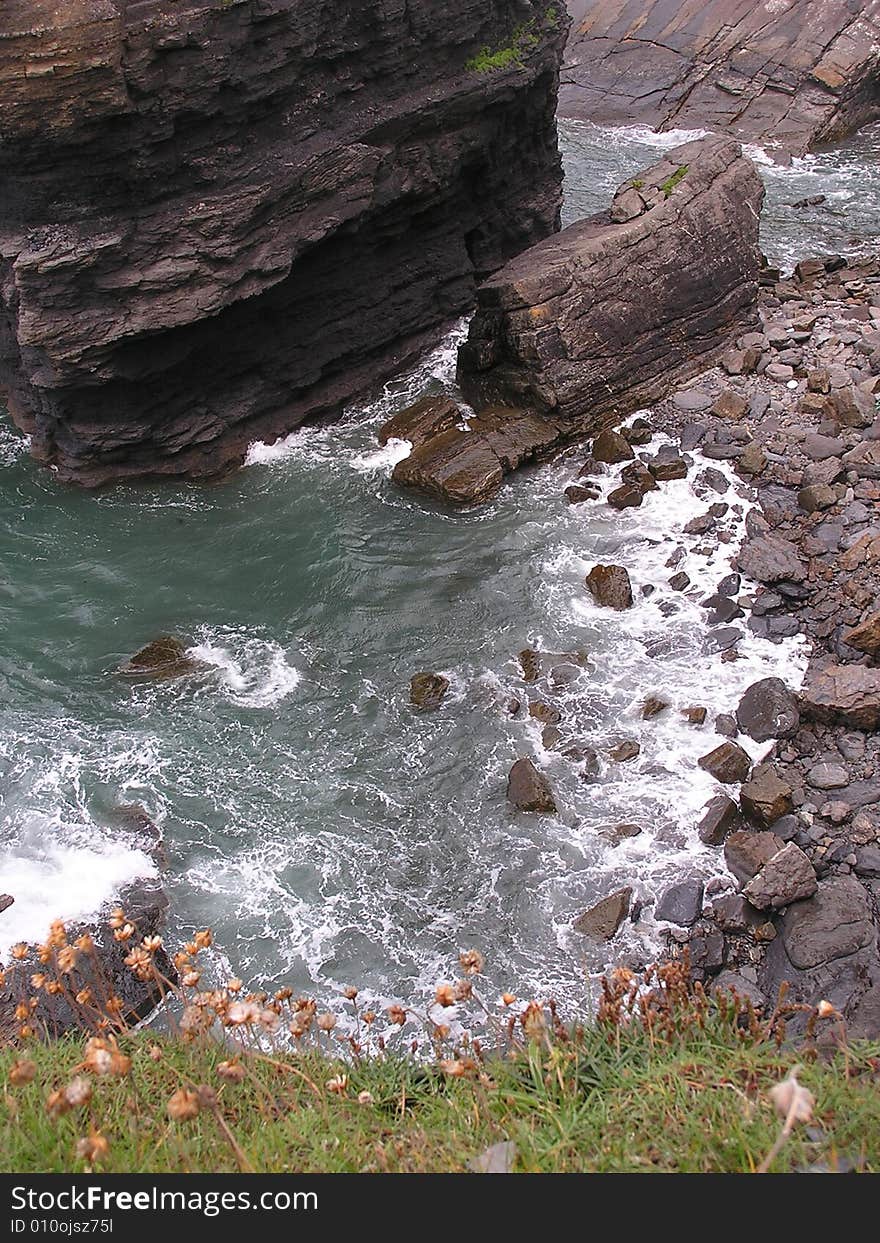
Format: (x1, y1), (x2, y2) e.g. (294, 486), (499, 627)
(620, 461), (658, 493)
(642, 696), (669, 719)
(410, 673), (450, 712)
(698, 741), (752, 785)
(735, 678), (800, 742)
(0, 895), (13, 915)
(392, 407), (562, 505)
(739, 765), (794, 826)
(800, 663), (880, 729)
(585, 565), (633, 610)
(607, 483), (644, 510)
(737, 534), (806, 584)
(116, 636), (201, 680)
(565, 484), (599, 504)
(697, 794), (742, 846)
(609, 740), (640, 763)
(724, 830), (785, 887)
(506, 759), (556, 814)
(655, 880), (704, 927)
(843, 611), (880, 658)
(712, 390), (749, 420)
(458, 137), (763, 437)
(378, 396), (461, 449)
(592, 429), (634, 464)
(774, 875), (873, 971)
(574, 887), (632, 940)
(743, 843), (817, 910)
(648, 458), (689, 482)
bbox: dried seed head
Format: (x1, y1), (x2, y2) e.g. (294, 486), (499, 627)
(459, 949), (484, 976)
(434, 983), (456, 1008)
(29, 974), (46, 991)
(817, 1000), (837, 1019)
(439, 1059), (465, 1077)
(11, 943), (28, 961)
(362, 1011), (376, 1025)
(167, 1088), (201, 1122)
(75, 934), (95, 955)
(316, 1012), (337, 1032)
(63, 1077), (92, 1109)
(226, 978), (243, 994)
(46, 1089), (72, 1118)
(9, 1059), (37, 1086)
(48, 920), (68, 949)
(142, 935), (163, 954)
(194, 929), (213, 950)
(325, 1075), (347, 1095)
(769, 1069), (814, 1126)
(217, 1059), (246, 1084)
(387, 1005), (407, 1026)
(357, 1090), (374, 1105)
(344, 987), (358, 1001)
(501, 993), (517, 1006)
(75, 1131), (109, 1167)
(148, 1045), (162, 1063)
(75, 988), (93, 1006)
(57, 945), (79, 974)
(108, 909), (126, 930)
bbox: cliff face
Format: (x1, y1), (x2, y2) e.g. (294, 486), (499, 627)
(0, 0), (568, 486)
(561, 1), (880, 156)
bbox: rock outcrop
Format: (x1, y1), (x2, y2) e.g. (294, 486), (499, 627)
(0, 0), (568, 486)
(457, 136), (762, 430)
(560, 1), (880, 157)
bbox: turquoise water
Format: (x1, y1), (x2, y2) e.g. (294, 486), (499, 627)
(1, 121), (875, 1013)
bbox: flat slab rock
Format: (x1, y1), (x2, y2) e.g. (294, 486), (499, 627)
(574, 887), (632, 940)
(800, 663), (880, 730)
(737, 533), (806, 584)
(392, 406), (562, 505)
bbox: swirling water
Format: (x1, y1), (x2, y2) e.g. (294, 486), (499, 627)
(1, 120), (878, 1012)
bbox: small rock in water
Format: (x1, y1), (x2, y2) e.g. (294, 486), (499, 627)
(518, 649), (541, 683)
(116, 636), (201, 680)
(585, 564), (633, 610)
(739, 765), (794, 826)
(410, 672), (450, 711)
(506, 759), (556, 814)
(698, 741), (752, 784)
(649, 457), (689, 481)
(607, 482), (644, 509)
(573, 887), (632, 940)
(528, 700), (561, 727)
(682, 705), (708, 726)
(620, 461), (658, 493)
(668, 571), (690, 591)
(565, 484), (599, 504)
(609, 740), (640, 763)
(642, 695), (669, 719)
(0, 894), (14, 915)
(736, 678), (800, 742)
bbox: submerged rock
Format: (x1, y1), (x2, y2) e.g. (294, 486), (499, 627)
(116, 636), (201, 681)
(574, 887), (632, 941)
(506, 759), (557, 815)
(410, 673), (450, 712)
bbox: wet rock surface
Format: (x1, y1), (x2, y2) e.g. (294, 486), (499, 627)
(0, 0), (568, 486)
(574, 887), (632, 940)
(507, 759), (557, 815)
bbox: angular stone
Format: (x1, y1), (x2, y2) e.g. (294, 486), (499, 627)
(843, 610), (880, 657)
(116, 636), (200, 680)
(806, 762), (849, 790)
(711, 894), (762, 933)
(736, 678), (800, 742)
(683, 705), (708, 726)
(737, 534), (805, 584)
(585, 564), (633, 610)
(506, 759), (556, 814)
(797, 483), (837, 512)
(609, 740), (640, 763)
(0, 895), (13, 915)
(649, 458), (689, 481)
(608, 482), (644, 509)
(724, 830), (785, 887)
(778, 875), (873, 970)
(620, 461), (658, 493)
(740, 765), (794, 826)
(565, 484), (599, 504)
(642, 695), (669, 719)
(655, 880), (704, 926)
(698, 794), (742, 845)
(410, 672), (450, 711)
(573, 888), (632, 940)
(743, 843), (817, 910)
(592, 429), (635, 464)
(712, 389), (749, 420)
(801, 663), (880, 729)
(698, 741), (752, 784)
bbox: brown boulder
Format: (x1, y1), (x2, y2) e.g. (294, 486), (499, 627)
(116, 636), (201, 680)
(724, 830), (784, 887)
(410, 673), (450, 712)
(698, 741), (752, 785)
(739, 764), (794, 827)
(800, 663), (880, 729)
(506, 759), (557, 814)
(377, 396), (461, 449)
(843, 611), (880, 658)
(743, 843), (817, 910)
(585, 564), (633, 610)
(592, 429), (634, 464)
(573, 888), (632, 940)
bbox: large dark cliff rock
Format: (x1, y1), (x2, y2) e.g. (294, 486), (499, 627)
(560, 1), (880, 157)
(457, 136), (763, 435)
(0, 0), (568, 486)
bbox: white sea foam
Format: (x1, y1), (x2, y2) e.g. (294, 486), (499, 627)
(0, 824), (157, 958)
(189, 633), (302, 708)
(349, 437), (412, 474)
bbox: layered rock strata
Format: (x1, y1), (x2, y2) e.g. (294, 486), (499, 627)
(0, 0), (568, 486)
(561, 0), (880, 157)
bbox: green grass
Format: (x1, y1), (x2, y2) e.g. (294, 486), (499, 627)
(660, 165), (689, 198)
(466, 21), (541, 74)
(3, 1020), (879, 1173)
